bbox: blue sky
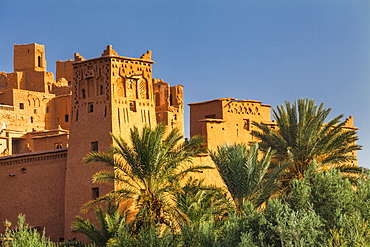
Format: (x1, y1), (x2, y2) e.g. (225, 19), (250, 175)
(1, 0), (369, 167)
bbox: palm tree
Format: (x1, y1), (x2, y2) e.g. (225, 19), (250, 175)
(209, 143), (283, 214)
(174, 177), (229, 226)
(83, 124), (212, 232)
(251, 98), (362, 184)
(72, 203), (130, 246)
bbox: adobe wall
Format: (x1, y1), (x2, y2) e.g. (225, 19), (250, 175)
(51, 95), (71, 130)
(0, 149), (67, 242)
(14, 43), (46, 72)
(189, 98), (272, 151)
(0, 90), (54, 133)
(56, 60), (73, 83)
(153, 79), (184, 136)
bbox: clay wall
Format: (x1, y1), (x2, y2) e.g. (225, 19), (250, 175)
(0, 72), (8, 89)
(51, 95), (71, 130)
(56, 60), (73, 83)
(14, 43), (46, 72)
(153, 80), (184, 136)
(4, 71), (25, 90)
(0, 149), (67, 242)
(189, 98), (272, 151)
(189, 99), (224, 140)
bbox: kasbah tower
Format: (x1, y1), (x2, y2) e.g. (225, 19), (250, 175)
(0, 43), (358, 242)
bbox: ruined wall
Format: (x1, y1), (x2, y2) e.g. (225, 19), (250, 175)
(153, 79), (184, 136)
(56, 59), (73, 83)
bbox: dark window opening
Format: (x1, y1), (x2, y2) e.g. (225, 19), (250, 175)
(88, 103), (94, 113)
(100, 85), (104, 95)
(38, 56), (41, 67)
(55, 144), (62, 149)
(92, 187), (99, 199)
(243, 119), (250, 131)
(34, 109), (37, 114)
(205, 114), (216, 119)
(129, 101), (136, 112)
(30, 116), (33, 123)
(76, 109), (79, 122)
(20, 167), (26, 174)
(82, 89), (86, 99)
(91, 141), (99, 152)
(155, 92), (160, 106)
(65, 114), (69, 122)
(169, 94), (173, 106)
(19, 103), (24, 109)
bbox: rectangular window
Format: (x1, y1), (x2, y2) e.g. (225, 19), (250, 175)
(65, 114), (69, 122)
(19, 103), (24, 109)
(129, 101), (136, 112)
(92, 187), (99, 199)
(243, 119), (250, 131)
(91, 141), (99, 152)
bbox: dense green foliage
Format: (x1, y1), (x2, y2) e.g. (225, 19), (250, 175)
(82, 123), (211, 233)
(251, 98), (362, 184)
(209, 143), (284, 212)
(3, 99), (368, 246)
(0, 214), (54, 247)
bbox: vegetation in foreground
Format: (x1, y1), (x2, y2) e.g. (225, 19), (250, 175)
(1, 98), (368, 247)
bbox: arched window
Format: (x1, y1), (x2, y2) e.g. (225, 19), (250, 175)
(88, 103), (94, 113)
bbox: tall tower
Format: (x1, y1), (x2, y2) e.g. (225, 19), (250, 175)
(64, 45), (156, 239)
(14, 43), (46, 72)
(12, 43), (54, 92)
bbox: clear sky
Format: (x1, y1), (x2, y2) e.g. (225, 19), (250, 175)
(1, 0), (369, 167)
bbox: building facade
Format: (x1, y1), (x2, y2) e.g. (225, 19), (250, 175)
(0, 43), (358, 242)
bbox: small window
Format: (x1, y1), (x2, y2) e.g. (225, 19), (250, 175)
(91, 141), (98, 152)
(34, 109), (37, 114)
(82, 89), (86, 99)
(92, 187), (99, 199)
(170, 94), (173, 106)
(55, 143), (62, 149)
(129, 101), (136, 112)
(243, 119), (250, 131)
(19, 103), (24, 109)
(65, 114), (69, 122)
(38, 56), (41, 67)
(88, 103), (94, 113)
(30, 116), (33, 123)
(46, 107), (49, 113)
(99, 85), (104, 95)
(20, 167), (27, 174)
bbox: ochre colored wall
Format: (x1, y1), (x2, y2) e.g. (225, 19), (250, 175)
(0, 149), (67, 242)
